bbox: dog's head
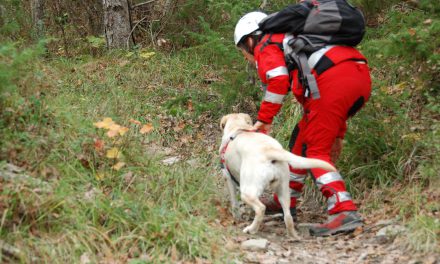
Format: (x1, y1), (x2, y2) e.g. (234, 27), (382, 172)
(220, 113), (253, 132)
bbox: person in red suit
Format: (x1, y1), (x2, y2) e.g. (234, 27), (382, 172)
(234, 11), (372, 236)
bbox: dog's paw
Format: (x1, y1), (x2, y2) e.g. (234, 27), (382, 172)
(243, 225), (258, 234)
(287, 229), (301, 239)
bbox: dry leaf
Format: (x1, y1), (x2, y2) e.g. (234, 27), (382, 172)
(353, 226), (364, 236)
(94, 139), (105, 151)
(173, 122), (185, 132)
(187, 100), (194, 111)
(129, 119), (141, 125)
(106, 123), (129, 138)
(170, 245), (178, 262)
(423, 19), (432, 25)
(140, 123), (154, 134)
(107, 129), (119, 138)
(94, 117), (114, 129)
(95, 172), (105, 181)
(118, 126), (129, 136)
(112, 162), (126, 171)
(408, 28), (416, 36)
(106, 147), (121, 159)
(140, 51), (155, 59)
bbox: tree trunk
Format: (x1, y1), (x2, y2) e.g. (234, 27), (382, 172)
(31, 0), (45, 39)
(103, 0), (132, 49)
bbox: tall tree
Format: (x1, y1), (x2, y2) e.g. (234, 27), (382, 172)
(103, 0), (132, 49)
(31, 0), (45, 39)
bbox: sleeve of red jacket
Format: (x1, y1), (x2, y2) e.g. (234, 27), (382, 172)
(256, 44), (290, 124)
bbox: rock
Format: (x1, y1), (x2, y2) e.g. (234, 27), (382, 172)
(0, 163), (52, 192)
(374, 219), (396, 227)
(186, 159), (198, 166)
(80, 253), (91, 264)
(241, 239), (269, 251)
(260, 254), (278, 264)
(161, 156), (180, 165)
(376, 225), (406, 237)
(244, 252), (259, 263)
(423, 255), (438, 264)
(268, 242), (284, 253)
(277, 259), (290, 264)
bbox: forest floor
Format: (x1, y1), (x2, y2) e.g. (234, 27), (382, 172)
(205, 125), (439, 264)
(215, 200), (439, 264)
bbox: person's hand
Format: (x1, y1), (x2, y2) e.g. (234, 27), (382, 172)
(330, 137), (343, 163)
(253, 121), (272, 135)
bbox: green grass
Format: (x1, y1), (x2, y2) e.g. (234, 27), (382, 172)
(0, 48), (233, 262)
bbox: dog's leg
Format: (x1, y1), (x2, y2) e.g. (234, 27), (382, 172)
(240, 190), (265, 234)
(276, 176), (300, 239)
(222, 169), (240, 219)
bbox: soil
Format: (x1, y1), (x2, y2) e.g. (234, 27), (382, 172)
(226, 206), (439, 264)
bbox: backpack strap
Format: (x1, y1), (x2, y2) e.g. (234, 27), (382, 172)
(259, 34), (284, 52)
(287, 37), (321, 99)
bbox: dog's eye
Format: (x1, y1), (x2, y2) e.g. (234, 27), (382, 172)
(221, 123), (225, 129)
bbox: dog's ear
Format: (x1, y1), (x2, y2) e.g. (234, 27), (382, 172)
(220, 115), (229, 130)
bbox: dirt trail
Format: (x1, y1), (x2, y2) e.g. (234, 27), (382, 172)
(227, 209), (439, 264)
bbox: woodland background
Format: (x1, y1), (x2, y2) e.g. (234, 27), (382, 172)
(0, 0), (439, 262)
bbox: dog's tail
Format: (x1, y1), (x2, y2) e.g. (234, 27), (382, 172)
(266, 148), (337, 172)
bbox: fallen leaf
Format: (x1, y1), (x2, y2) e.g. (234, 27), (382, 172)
(77, 155), (90, 169)
(119, 60), (129, 67)
(423, 19), (432, 25)
(170, 244), (178, 262)
(408, 28), (416, 36)
(107, 129), (119, 138)
(353, 226), (364, 236)
(94, 139), (105, 151)
(118, 126), (129, 136)
(187, 100), (194, 111)
(129, 119), (141, 125)
(94, 117), (114, 129)
(112, 162), (126, 171)
(95, 172), (105, 181)
(173, 122), (185, 132)
(140, 123), (154, 134)
(106, 123), (129, 138)
(140, 51), (155, 59)
(106, 147), (121, 159)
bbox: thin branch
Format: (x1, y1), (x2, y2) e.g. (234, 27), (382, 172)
(126, 15), (149, 49)
(131, 0), (157, 9)
(260, 0), (268, 10)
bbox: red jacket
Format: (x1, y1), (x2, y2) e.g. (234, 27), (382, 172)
(253, 33), (367, 124)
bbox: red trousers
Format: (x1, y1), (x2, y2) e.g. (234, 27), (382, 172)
(285, 60), (372, 214)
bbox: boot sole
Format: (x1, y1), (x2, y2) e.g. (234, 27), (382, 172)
(310, 220), (363, 237)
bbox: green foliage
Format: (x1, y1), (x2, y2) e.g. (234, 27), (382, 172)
(0, 0), (31, 41)
(0, 42), (45, 93)
(0, 47), (232, 261)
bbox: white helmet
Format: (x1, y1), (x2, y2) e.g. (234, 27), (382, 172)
(234, 11), (267, 46)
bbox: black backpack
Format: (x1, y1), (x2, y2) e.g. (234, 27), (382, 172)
(259, 0), (366, 49)
(258, 0), (366, 99)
